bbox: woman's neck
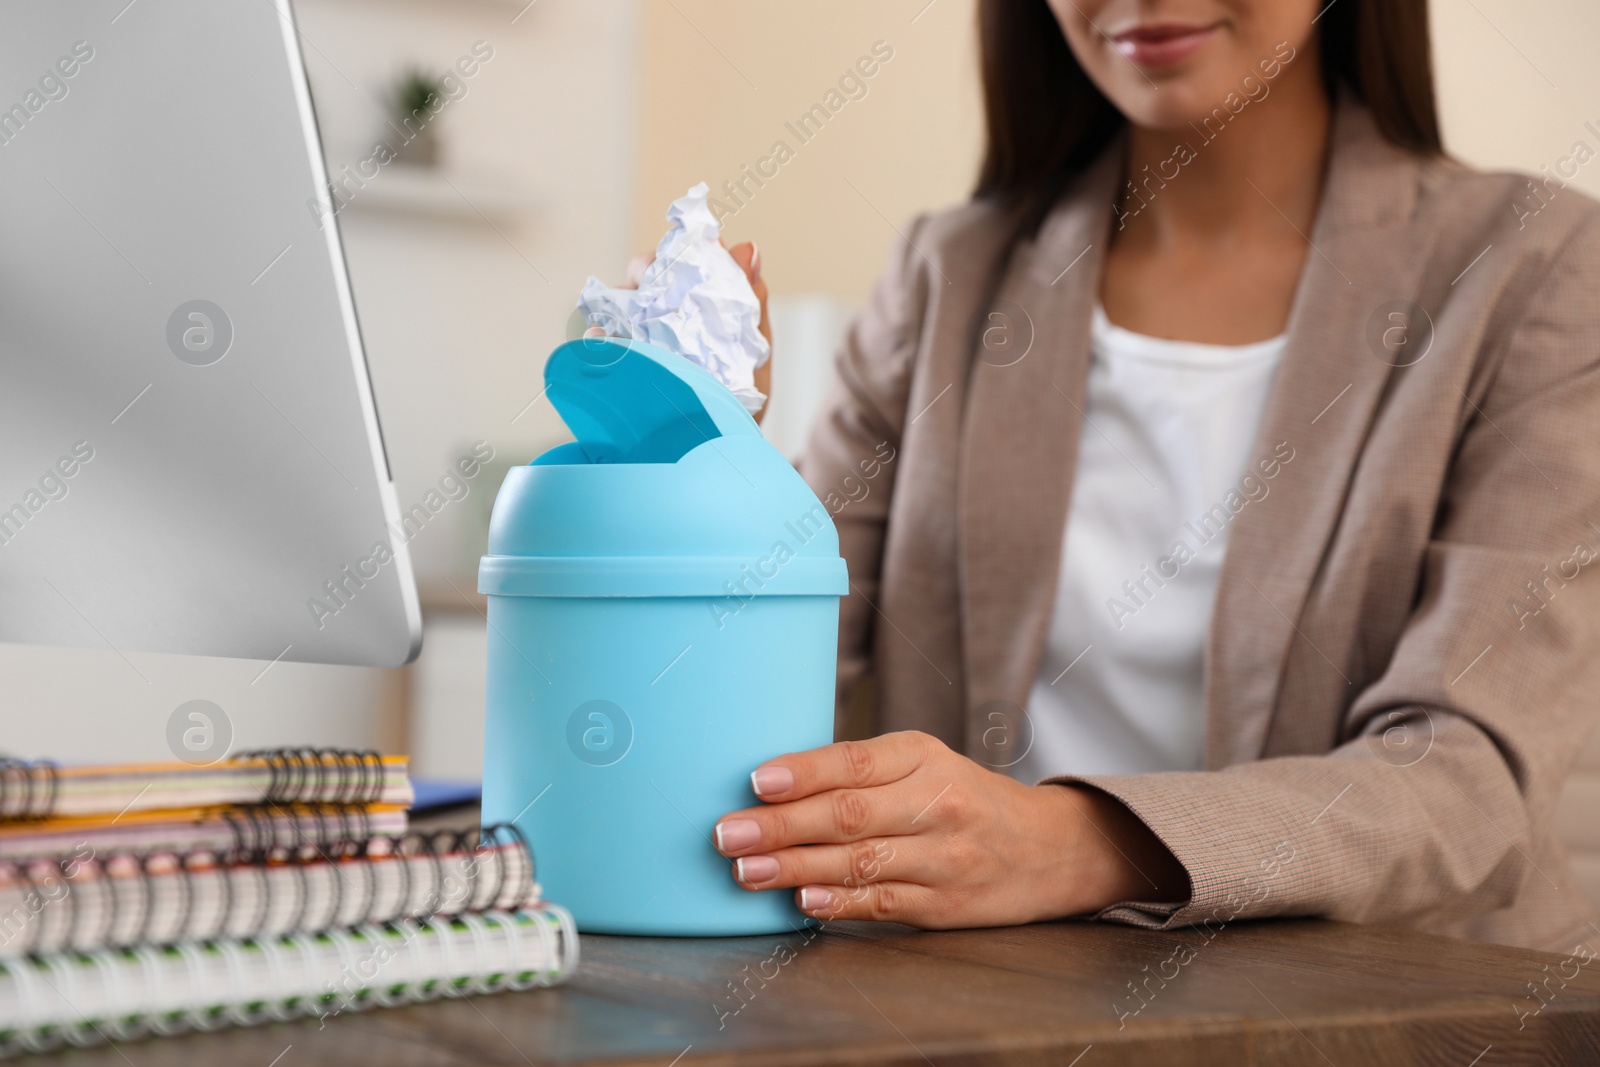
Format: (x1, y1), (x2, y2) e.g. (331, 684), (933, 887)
(1116, 64), (1333, 250)
(1099, 59), (1334, 344)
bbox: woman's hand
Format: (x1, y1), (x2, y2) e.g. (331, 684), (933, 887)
(713, 731), (1190, 927)
(725, 241), (771, 422)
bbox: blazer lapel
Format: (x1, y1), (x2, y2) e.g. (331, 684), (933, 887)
(1203, 99), (1435, 767)
(955, 147), (1121, 754)
(953, 98), (1438, 767)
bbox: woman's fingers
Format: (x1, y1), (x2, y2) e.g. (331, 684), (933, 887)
(749, 732), (938, 803)
(796, 880), (942, 925)
(727, 241), (764, 292)
(716, 776), (929, 855)
(728, 241), (769, 344)
(730, 837), (913, 891)
(726, 239), (772, 421)
(624, 252), (654, 289)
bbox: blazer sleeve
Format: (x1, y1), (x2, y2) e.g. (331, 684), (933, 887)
(798, 219), (931, 734)
(1048, 215), (1600, 934)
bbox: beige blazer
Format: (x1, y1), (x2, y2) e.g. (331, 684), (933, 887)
(801, 96), (1600, 952)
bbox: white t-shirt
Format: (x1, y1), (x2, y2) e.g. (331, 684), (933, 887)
(1008, 305), (1287, 782)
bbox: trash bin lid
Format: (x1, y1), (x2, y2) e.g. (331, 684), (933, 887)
(478, 337), (848, 598)
(542, 337), (758, 465)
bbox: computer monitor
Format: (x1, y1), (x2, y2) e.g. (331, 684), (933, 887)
(0, 1), (421, 666)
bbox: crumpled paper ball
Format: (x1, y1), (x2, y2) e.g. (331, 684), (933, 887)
(576, 182), (770, 414)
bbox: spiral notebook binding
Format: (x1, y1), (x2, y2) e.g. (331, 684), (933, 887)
(0, 748), (391, 822)
(0, 823), (534, 958)
(0, 905), (576, 1058)
(0, 759), (57, 821)
(230, 748), (389, 806)
(220, 802), (378, 859)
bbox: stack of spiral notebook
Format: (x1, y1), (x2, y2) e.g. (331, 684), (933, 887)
(0, 750), (576, 1056)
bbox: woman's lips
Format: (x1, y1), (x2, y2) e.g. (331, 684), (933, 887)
(1111, 23), (1219, 67)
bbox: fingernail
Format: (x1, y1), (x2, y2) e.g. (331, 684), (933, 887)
(750, 243), (762, 280)
(735, 855), (780, 884)
(799, 887), (834, 912)
(714, 818), (761, 853)
(750, 766), (793, 796)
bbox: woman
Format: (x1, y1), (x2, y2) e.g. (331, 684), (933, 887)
(711, 0), (1600, 952)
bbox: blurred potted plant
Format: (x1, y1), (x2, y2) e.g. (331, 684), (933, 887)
(391, 68), (444, 167)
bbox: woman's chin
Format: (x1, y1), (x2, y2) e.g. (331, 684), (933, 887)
(1114, 93), (1233, 136)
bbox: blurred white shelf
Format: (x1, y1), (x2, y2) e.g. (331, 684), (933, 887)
(342, 165), (536, 225)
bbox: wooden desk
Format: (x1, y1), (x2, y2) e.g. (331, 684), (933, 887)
(26, 917), (1600, 1065)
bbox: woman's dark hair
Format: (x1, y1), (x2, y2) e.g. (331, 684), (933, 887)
(974, 0), (1441, 241)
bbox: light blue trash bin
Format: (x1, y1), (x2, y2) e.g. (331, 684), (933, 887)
(478, 336), (847, 936)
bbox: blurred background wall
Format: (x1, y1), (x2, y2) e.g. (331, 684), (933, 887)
(5, 1), (1598, 846)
